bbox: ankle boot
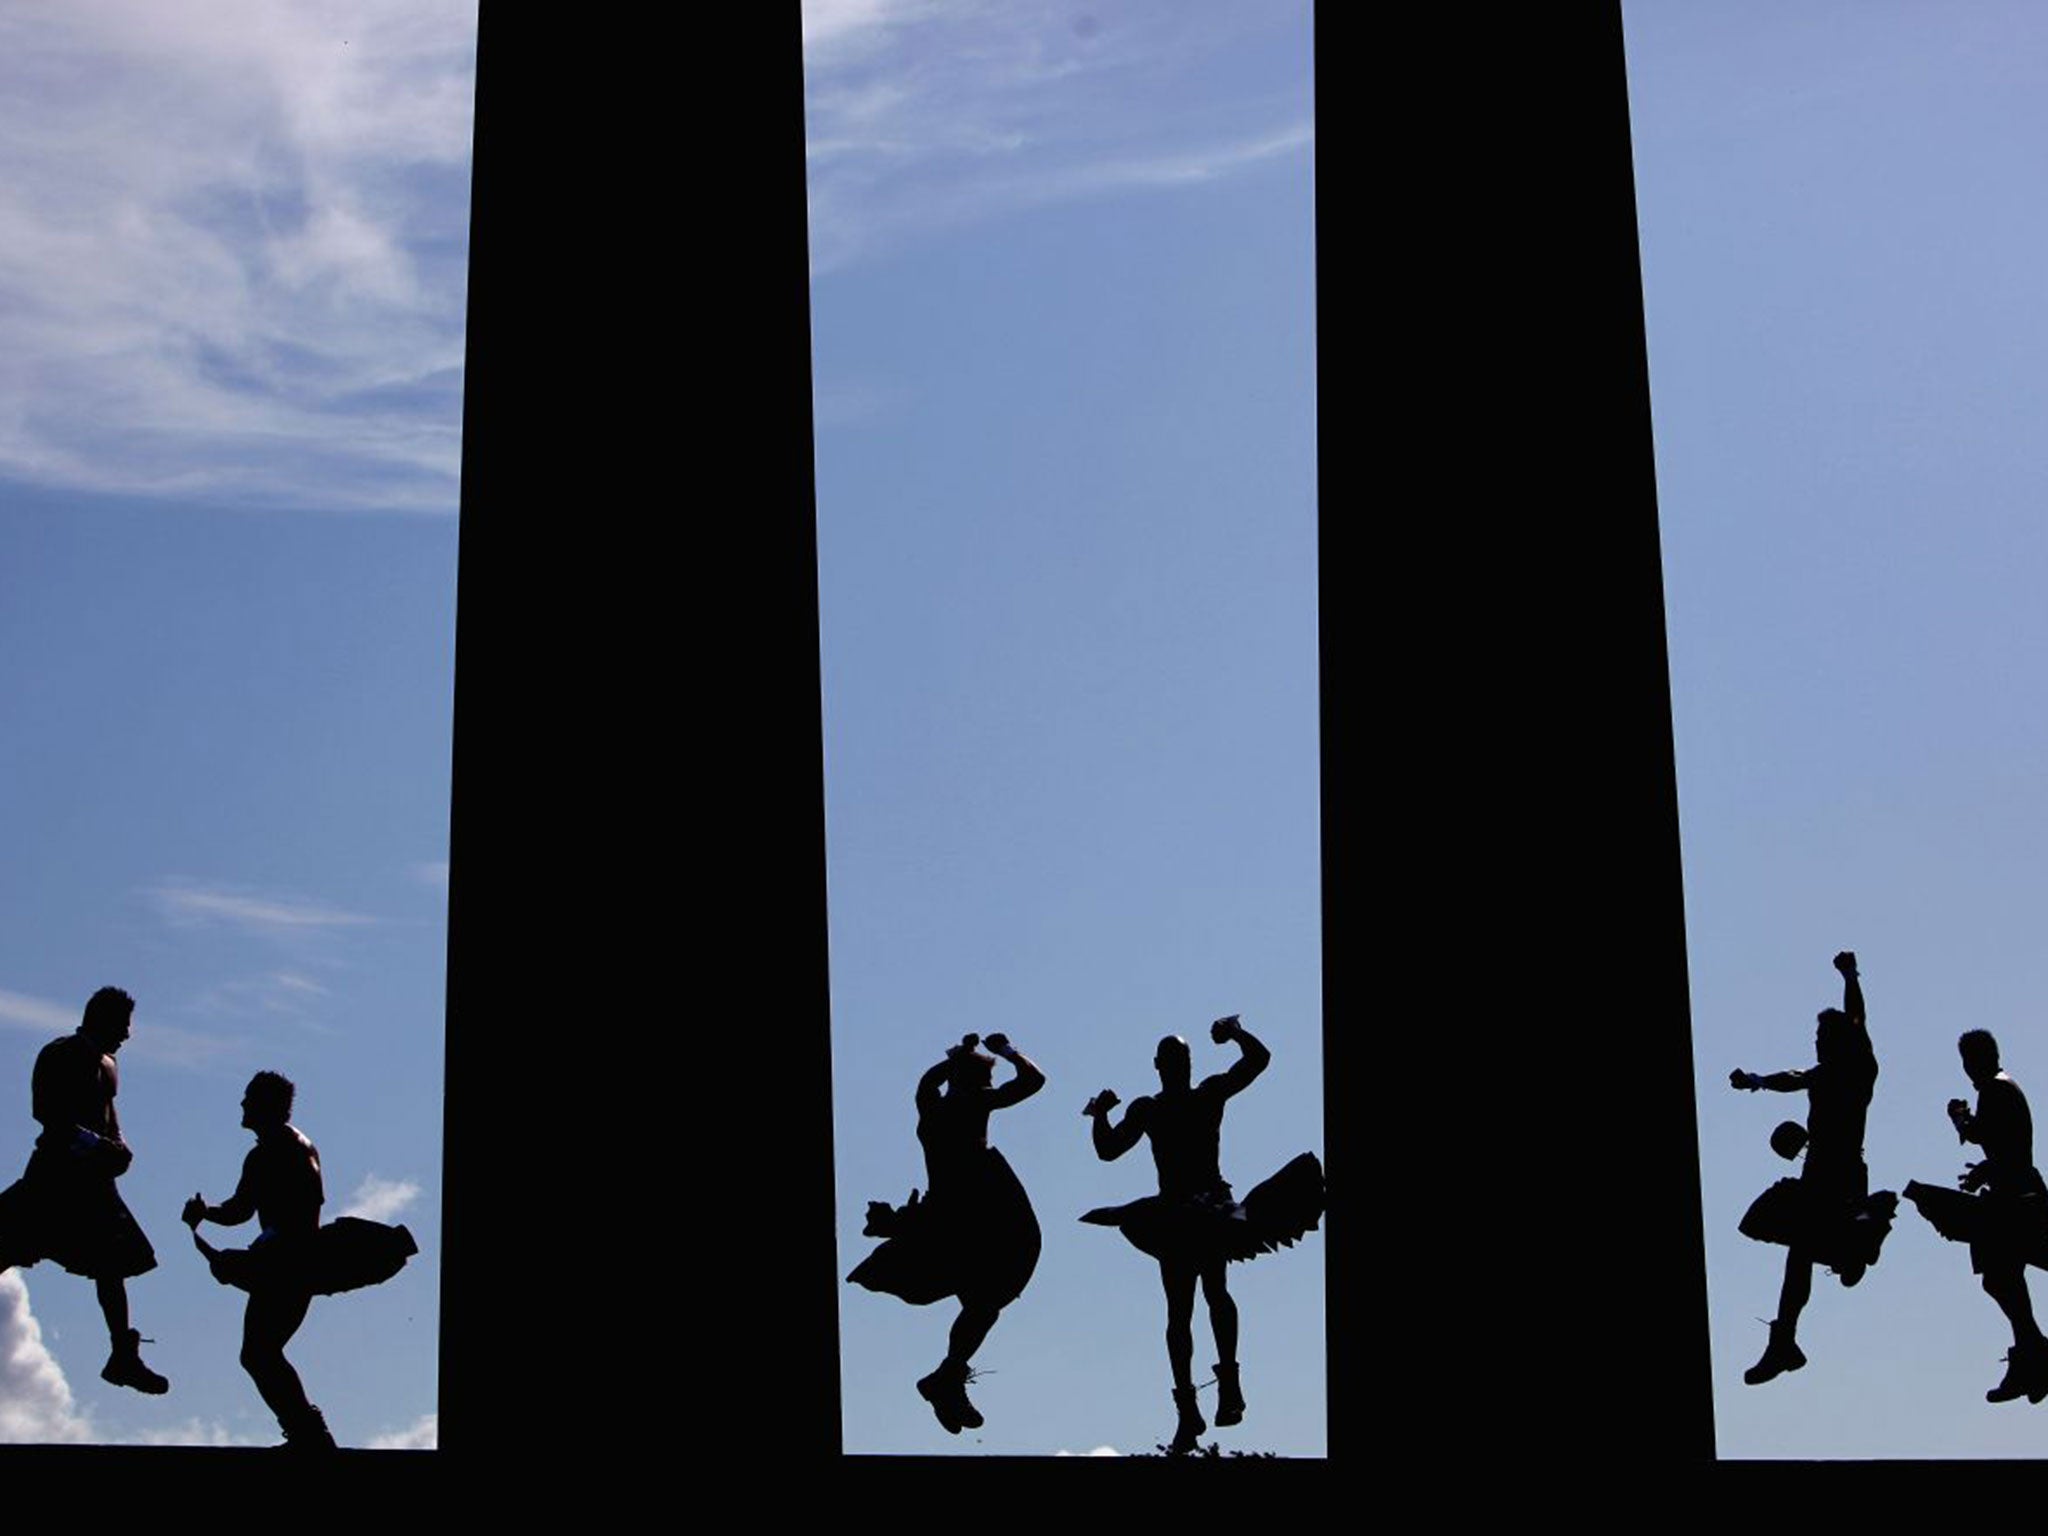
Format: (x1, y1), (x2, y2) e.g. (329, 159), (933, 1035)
(1213, 1361), (1245, 1427)
(1987, 1338), (2048, 1405)
(274, 1404), (339, 1449)
(1168, 1385), (1206, 1454)
(1743, 1319), (1806, 1386)
(916, 1359), (982, 1433)
(100, 1328), (168, 1396)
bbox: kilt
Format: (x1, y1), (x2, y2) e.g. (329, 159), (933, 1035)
(1738, 1170), (1898, 1278)
(847, 1146), (1041, 1310)
(1902, 1180), (2048, 1275)
(1081, 1152), (1325, 1267)
(201, 1218), (419, 1296)
(0, 1148), (156, 1280)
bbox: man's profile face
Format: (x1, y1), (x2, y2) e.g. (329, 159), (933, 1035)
(91, 1012), (132, 1055)
(1961, 1040), (1999, 1084)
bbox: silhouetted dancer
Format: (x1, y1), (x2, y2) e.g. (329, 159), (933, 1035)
(181, 1071), (418, 1449)
(0, 986), (169, 1394)
(847, 1033), (1045, 1434)
(1903, 1031), (2048, 1404)
(1081, 1016), (1323, 1454)
(1730, 950), (1897, 1385)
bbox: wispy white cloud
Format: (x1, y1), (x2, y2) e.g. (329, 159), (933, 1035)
(129, 1019), (246, 1070)
(0, 989), (77, 1035)
(801, 1), (1313, 273)
(0, 2), (476, 513)
(366, 1411), (436, 1450)
(185, 970), (333, 1030)
(338, 1174), (420, 1223)
(146, 882), (377, 934)
(0, 1274), (95, 1444)
(0, 983), (237, 1069)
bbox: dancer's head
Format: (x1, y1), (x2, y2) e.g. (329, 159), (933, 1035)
(1814, 1007), (1873, 1067)
(80, 987), (134, 1053)
(945, 1037), (995, 1091)
(242, 1070), (296, 1129)
(1959, 1029), (2001, 1086)
(1154, 1035), (1191, 1090)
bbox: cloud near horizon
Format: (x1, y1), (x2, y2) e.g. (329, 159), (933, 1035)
(0, 3), (476, 514)
(367, 1411), (437, 1449)
(0, 1274), (95, 1444)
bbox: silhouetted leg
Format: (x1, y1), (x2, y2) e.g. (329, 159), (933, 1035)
(95, 1276), (167, 1395)
(1984, 1267), (2045, 1349)
(1982, 1267), (2048, 1404)
(1743, 1250), (1811, 1386)
(1161, 1260), (1197, 1391)
(948, 1300), (999, 1368)
(917, 1295), (1000, 1434)
(1776, 1248), (1812, 1331)
(242, 1288), (331, 1445)
(1200, 1262), (1244, 1425)
(94, 1276), (127, 1338)
(1161, 1260), (1205, 1452)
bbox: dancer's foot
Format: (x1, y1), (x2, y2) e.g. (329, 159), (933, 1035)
(916, 1360), (981, 1433)
(1213, 1361), (1245, 1427)
(1168, 1385), (1206, 1454)
(1986, 1340), (2048, 1405)
(1742, 1321), (1806, 1386)
(100, 1329), (168, 1395)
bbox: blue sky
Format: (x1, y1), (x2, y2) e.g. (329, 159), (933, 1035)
(1626, 1), (2048, 1458)
(0, 3), (470, 1447)
(804, 1), (1323, 1457)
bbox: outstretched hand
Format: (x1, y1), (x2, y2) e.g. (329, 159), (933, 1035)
(1731, 1069), (1758, 1091)
(1210, 1015), (1241, 1044)
(1833, 951), (1858, 977)
(1083, 1089), (1119, 1118)
(180, 1193), (205, 1230)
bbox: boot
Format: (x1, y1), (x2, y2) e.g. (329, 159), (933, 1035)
(99, 1329), (168, 1396)
(916, 1359), (982, 1434)
(1742, 1320), (1806, 1386)
(1167, 1385), (1206, 1455)
(1213, 1361), (1246, 1427)
(1986, 1339), (2048, 1405)
(274, 1405), (339, 1450)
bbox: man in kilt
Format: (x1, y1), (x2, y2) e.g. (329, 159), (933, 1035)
(0, 986), (170, 1395)
(1730, 952), (1888, 1385)
(1084, 1016), (1324, 1453)
(182, 1071), (337, 1448)
(1904, 1030), (2048, 1404)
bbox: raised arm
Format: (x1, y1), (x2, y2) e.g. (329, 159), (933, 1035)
(984, 1034), (1045, 1109)
(1210, 1015), (1270, 1099)
(914, 1058), (949, 1117)
(1085, 1090), (1147, 1160)
(1836, 952), (1865, 1028)
(1834, 951), (1866, 1034)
